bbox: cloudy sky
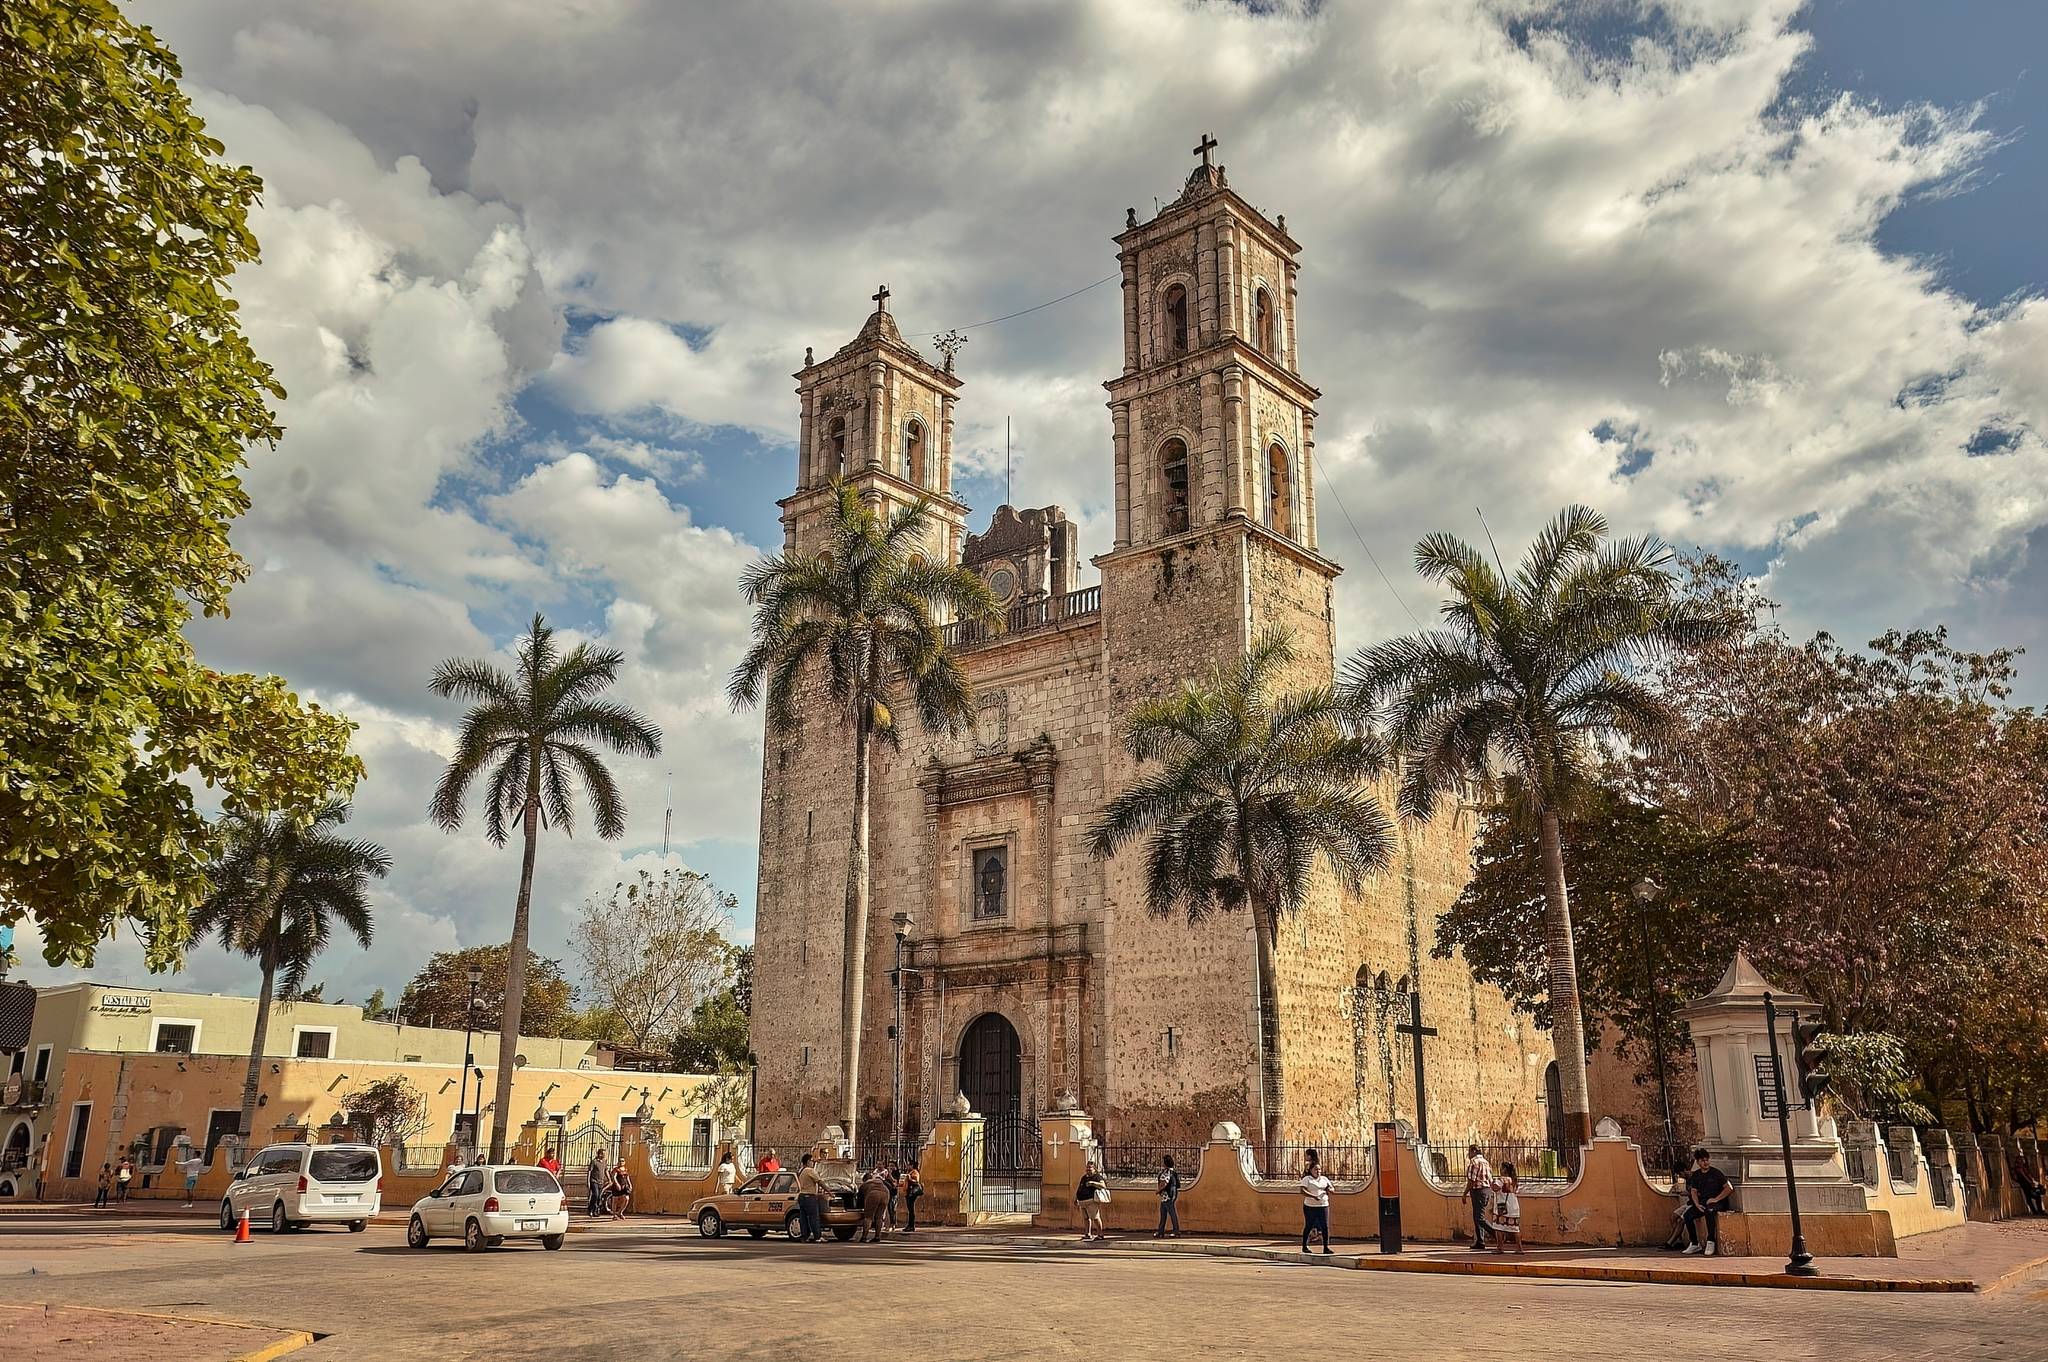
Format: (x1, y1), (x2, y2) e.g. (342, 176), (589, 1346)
(18, 0), (2045, 1006)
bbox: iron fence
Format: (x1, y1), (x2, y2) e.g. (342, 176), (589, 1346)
(1257, 1144), (1378, 1183)
(1843, 1144), (1872, 1187)
(1930, 1167), (1955, 1208)
(1428, 1142), (1581, 1186)
(649, 1141), (713, 1174)
(1095, 1142), (1203, 1181)
(395, 1144), (449, 1173)
(853, 1136), (925, 1171)
(1886, 1143), (1917, 1187)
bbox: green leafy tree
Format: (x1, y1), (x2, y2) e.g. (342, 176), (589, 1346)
(427, 614), (660, 1162)
(1810, 1033), (1937, 1129)
(729, 481), (999, 1135)
(1344, 506), (1731, 1147)
(396, 945), (579, 1040)
(192, 799), (387, 1138)
(1092, 630), (1393, 1155)
(339, 1075), (432, 1148)
(0, 0), (362, 967)
(671, 988), (751, 1073)
(360, 988), (387, 1020)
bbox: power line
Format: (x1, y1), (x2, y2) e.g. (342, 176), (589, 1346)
(1307, 445), (1423, 632)
(904, 274), (1119, 339)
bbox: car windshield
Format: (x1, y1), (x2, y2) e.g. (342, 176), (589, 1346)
(309, 1150), (379, 1184)
(496, 1169), (559, 1195)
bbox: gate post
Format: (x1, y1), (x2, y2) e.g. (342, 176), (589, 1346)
(919, 1107), (984, 1226)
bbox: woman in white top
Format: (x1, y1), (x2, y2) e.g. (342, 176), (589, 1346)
(1299, 1149), (1333, 1254)
(715, 1152), (737, 1196)
(1490, 1162), (1523, 1254)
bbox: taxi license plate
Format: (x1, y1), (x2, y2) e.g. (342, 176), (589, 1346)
(519, 1219), (546, 1231)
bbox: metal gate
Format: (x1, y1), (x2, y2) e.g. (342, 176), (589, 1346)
(978, 1111), (1040, 1214)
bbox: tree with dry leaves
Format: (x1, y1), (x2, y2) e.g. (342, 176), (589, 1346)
(572, 867), (735, 1051)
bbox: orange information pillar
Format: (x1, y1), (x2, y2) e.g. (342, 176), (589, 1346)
(1376, 1123), (1402, 1253)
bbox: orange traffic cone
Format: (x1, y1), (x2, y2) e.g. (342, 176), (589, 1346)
(234, 1210), (251, 1243)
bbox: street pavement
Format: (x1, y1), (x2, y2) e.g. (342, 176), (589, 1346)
(2, 1207), (2046, 1360)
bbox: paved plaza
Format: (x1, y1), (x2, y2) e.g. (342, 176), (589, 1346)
(2, 1208), (2046, 1361)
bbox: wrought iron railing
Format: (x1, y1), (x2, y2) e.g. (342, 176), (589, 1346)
(649, 1141), (713, 1175)
(1096, 1142), (1203, 1181)
(1258, 1144), (1378, 1184)
(1844, 1144), (1872, 1187)
(852, 1136), (924, 1171)
(1886, 1143), (1917, 1187)
(396, 1144), (449, 1172)
(1427, 1142), (1582, 1186)
(940, 586), (1100, 651)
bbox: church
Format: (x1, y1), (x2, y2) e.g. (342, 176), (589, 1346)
(750, 141), (1551, 1155)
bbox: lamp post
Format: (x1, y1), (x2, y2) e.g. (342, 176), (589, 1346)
(458, 961), (482, 1155)
(1632, 876), (1679, 1173)
(891, 912), (914, 1150)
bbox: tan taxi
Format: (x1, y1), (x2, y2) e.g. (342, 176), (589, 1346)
(688, 1163), (862, 1241)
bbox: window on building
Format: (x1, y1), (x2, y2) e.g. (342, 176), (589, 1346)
(904, 419), (925, 486)
(1161, 438), (1190, 535)
(1255, 288), (1275, 354)
(295, 1029), (332, 1059)
(972, 846), (1008, 922)
(153, 1024), (196, 1055)
(32, 1046), (51, 1084)
(828, 415), (848, 474)
(1265, 442), (1292, 538)
(1163, 283), (1189, 356)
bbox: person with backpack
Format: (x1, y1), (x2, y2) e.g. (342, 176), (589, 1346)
(1154, 1153), (1182, 1238)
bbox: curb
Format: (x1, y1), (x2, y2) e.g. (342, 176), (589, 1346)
(1, 1303), (316, 1359)
(964, 1234), (1980, 1293)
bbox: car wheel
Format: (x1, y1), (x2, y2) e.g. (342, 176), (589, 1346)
(270, 1201), (288, 1235)
(784, 1211), (804, 1240)
(219, 1201), (235, 1232)
(746, 1227), (768, 1239)
(464, 1219), (487, 1253)
(407, 1214), (430, 1249)
(833, 1226), (857, 1242)
(542, 1233), (565, 1251)
(348, 1219), (367, 1233)
(697, 1209), (723, 1238)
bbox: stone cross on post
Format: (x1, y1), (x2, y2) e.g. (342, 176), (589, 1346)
(1192, 132), (1218, 170)
(871, 283), (891, 312)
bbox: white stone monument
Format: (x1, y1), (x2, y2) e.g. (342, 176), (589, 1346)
(1680, 952), (1863, 1214)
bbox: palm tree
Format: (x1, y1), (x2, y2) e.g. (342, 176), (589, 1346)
(1341, 505), (1731, 1148)
(729, 480), (1000, 1136)
(195, 799), (388, 1142)
(429, 614), (661, 1162)
(1090, 630), (1393, 1156)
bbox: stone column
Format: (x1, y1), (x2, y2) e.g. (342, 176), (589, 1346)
(1112, 401), (1132, 549)
(1218, 220), (1239, 338)
(797, 385), (815, 488)
(1300, 408), (1318, 549)
(865, 361), (886, 469)
(1199, 369), (1225, 524)
(1284, 259), (1301, 373)
(1195, 218), (1217, 347)
(1120, 252), (1139, 374)
(939, 394), (956, 496)
(1222, 366), (1246, 518)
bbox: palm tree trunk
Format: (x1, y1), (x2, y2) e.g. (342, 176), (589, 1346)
(490, 790), (541, 1164)
(839, 703), (874, 1137)
(237, 936), (278, 1140)
(1537, 808), (1592, 1148)
(1253, 898), (1286, 1161)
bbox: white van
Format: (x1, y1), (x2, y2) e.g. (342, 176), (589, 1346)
(220, 1143), (382, 1233)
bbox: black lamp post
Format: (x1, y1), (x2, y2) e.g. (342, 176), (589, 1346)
(891, 911), (914, 1146)
(458, 961), (482, 1154)
(1632, 877), (1679, 1173)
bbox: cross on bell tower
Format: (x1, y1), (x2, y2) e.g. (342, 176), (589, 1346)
(1192, 132), (1218, 170)
(871, 283), (891, 312)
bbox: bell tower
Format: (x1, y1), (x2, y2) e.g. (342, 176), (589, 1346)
(782, 285), (969, 564)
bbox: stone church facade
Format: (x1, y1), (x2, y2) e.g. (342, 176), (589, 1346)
(751, 146), (1550, 1152)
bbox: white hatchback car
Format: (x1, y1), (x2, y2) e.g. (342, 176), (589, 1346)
(220, 1143), (382, 1234)
(407, 1165), (568, 1252)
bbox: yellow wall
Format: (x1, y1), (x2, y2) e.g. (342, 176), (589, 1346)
(37, 1050), (717, 1201)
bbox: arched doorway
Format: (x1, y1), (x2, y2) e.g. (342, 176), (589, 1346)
(958, 1012), (1022, 1118)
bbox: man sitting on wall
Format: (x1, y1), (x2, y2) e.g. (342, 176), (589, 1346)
(1681, 1148), (1733, 1256)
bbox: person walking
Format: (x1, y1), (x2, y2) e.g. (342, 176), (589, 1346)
(585, 1150), (608, 1217)
(180, 1149), (204, 1207)
(92, 1165), (111, 1209)
(1490, 1162), (1523, 1254)
(796, 1153), (827, 1243)
(606, 1160), (633, 1220)
(716, 1150), (738, 1197)
(859, 1167), (889, 1242)
(1681, 1148), (1732, 1256)
(1463, 1144), (1493, 1251)
(538, 1147), (561, 1178)
(114, 1154), (133, 1204)
(2011, 1155), (2046, 1216)
(1154, 1154), (1182, 1238)
(1076, 1160), (1109, 1241)
(901, 1165), (923, 1233)
(1299, 1149), (1333, 1254)
(884, 1162), (900, 1232)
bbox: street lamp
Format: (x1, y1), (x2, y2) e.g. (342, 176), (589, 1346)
(890, 911), (915, 1153)
(1632, 877), (1679, 1174)
(458, 961), (483, 1155)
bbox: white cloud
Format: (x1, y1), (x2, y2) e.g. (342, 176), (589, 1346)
(61, 0), (2037, 1002)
